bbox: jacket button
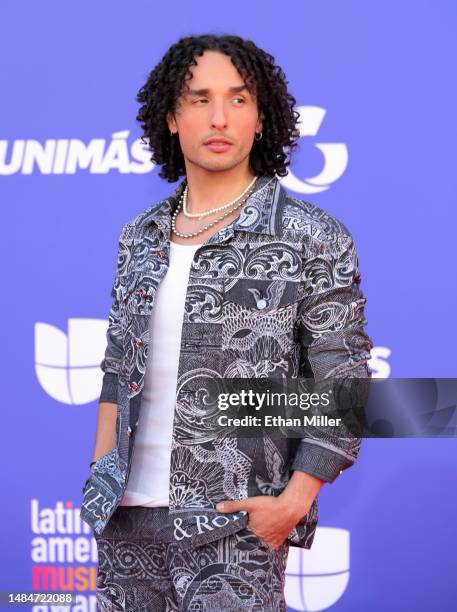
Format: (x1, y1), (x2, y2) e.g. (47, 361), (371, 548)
(157, 249), (167, 259)
(101, 512), (108, 520)
(129, 382), (138, 392)
(127, 426), (133, 437)
(133, 337), (143, 347)
(256, 298), (267, 309)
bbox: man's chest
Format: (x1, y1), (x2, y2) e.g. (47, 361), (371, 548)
(115, 227), (305, 399)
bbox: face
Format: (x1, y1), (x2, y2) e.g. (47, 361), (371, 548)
(167, 50), (263, 174)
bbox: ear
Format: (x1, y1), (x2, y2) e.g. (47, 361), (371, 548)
(167, 111), (177, 133)
(257, 110), (264, 133)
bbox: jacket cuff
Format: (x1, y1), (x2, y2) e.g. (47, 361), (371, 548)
(291, 440), (351, 483)
(99, 372), (118, 404)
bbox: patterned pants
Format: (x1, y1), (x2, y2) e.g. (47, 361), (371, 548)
(94, 505), (290, 611)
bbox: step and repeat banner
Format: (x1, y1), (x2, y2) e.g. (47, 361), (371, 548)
(1, 1), (456, 611)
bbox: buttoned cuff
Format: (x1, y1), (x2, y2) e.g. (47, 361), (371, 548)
(99, 372), (118, 404)
(291, 441), (350, 483)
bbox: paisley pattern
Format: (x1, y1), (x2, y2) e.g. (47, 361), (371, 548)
(94, 505), (289, 611)
(80, 174), (373, 553)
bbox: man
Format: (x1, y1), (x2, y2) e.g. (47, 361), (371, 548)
(81, 34), (373, 611)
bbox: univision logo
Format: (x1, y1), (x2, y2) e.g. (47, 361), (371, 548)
(285, 527), (350, 611)
(35, 319), (108, 404)
(281, 106), (348, 195)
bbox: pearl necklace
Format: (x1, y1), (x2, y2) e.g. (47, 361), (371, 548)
(171, 179), (258, 239)
(182, 175), (258, 218)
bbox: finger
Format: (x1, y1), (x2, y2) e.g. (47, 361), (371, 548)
(216, 499), (250, 513)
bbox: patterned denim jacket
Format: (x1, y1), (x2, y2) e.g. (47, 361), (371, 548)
(80, 174), (373, 550)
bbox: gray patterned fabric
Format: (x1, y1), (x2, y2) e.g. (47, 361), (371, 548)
(94, 505), (289, 611)
(80, 174), (373, 551)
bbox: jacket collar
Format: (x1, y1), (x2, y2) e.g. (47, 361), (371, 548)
(139, 174), (286, 240)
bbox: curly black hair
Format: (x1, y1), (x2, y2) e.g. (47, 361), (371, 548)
(136, 33), (301, 182)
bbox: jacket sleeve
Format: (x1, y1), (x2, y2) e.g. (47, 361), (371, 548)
(98, 226), (128, 404)
(291, 231), (374, 483)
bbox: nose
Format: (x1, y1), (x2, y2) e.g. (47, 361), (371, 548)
(210, 101), (228, 129)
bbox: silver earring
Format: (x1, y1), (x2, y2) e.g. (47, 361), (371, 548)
(254, 131), (263, 141)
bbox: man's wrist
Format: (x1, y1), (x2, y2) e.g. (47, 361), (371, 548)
(278, 470), (325, 521)
(277, 489), (311, 522)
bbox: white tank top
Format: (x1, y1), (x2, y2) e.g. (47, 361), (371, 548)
(119, 239), (204, 507)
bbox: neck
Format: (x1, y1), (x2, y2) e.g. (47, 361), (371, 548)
(184, 165), (257, 214)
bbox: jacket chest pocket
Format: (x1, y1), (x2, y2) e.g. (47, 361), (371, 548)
(221, 277), (300, 359)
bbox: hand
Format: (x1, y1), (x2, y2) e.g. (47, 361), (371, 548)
(216, 471), (324, 550)
(216, 494), (312, 550)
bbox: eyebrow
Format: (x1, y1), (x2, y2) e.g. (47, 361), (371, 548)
(185, 85), (248, 96)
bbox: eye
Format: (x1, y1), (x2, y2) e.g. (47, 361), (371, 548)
(193, 98), (208, 104)
(233, 97), (246, 104)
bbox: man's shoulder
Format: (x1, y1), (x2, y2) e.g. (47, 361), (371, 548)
(281, 191), (354, 245)
(118, 196), (170, 239)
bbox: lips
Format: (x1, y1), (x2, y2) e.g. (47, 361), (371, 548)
(203, 138), (233, 153)
(203, 137), (233, 145)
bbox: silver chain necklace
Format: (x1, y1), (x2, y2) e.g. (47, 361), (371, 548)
(171, 178), (258, 239)
(182, 175), (258, 218)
